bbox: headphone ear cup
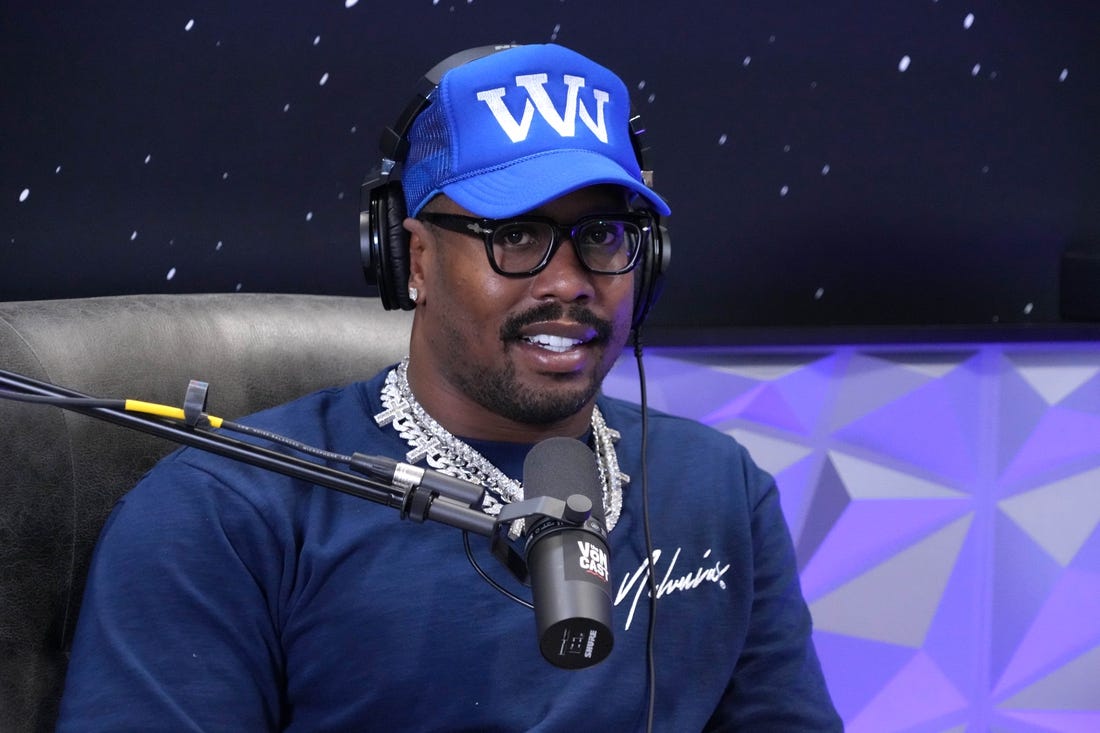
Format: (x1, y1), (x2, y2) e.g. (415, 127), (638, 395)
(381, 183), (414, 311)
(632, 220), (670, 331)
(361, 178), (414, 310)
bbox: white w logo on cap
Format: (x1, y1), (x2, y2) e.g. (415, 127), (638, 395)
(475, 74), (610, 144)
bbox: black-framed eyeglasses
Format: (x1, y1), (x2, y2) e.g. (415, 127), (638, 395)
(417, 210), (656, 277)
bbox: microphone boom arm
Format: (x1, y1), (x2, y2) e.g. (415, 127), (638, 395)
(0, 368), (498, 537)
(0, 367), (601, 590)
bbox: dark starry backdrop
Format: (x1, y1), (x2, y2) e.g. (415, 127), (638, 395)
(3, 1), (1098, 342)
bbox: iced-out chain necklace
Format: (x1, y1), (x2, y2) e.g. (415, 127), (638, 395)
(374, 358), (626, 532)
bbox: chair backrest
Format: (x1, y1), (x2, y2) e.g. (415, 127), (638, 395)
(0, 293), (412, 733)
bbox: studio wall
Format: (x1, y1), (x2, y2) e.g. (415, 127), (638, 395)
(606, 343), (1100, 731)
(4, 1), (1099, 337)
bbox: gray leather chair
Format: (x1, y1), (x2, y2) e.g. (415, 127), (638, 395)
(0, 293), (412, 732)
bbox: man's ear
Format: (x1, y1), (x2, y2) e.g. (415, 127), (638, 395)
(404, 217), (430, 294)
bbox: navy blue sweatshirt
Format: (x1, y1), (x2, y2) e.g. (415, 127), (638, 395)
(59, 367), (840, 731)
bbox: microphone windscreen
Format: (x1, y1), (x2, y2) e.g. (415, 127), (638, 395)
(522, 437), (604, 524)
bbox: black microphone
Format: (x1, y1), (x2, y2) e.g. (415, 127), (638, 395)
(523, 436), (614, 669)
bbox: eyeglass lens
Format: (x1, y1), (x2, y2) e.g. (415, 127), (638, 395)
(492, 219), (642, 274)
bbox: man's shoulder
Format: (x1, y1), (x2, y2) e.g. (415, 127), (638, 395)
(235, 368), (391, 434)
(598, 392), (734, 447)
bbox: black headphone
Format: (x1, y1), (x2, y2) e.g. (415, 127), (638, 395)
(359, 44), (670, 331)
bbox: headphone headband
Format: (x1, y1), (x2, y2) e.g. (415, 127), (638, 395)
(379, 45), (517, 164)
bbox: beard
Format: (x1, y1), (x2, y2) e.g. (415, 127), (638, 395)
(460, 360), (597, 424)
(449, 302), (622, 425)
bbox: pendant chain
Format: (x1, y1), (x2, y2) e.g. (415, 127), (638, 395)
(374, 358), (626, 531)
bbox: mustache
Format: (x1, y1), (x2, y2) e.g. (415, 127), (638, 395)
(499, 302), (613, 343)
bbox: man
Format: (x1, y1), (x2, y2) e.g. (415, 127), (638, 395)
(59, 44), (841, 730)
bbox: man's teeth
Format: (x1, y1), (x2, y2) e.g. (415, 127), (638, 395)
(524, 334), (583, 353)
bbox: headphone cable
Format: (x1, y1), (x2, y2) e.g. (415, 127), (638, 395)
(632, 331), (659, 733)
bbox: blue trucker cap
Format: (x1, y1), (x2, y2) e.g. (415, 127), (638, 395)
(401, 44), (671, 218)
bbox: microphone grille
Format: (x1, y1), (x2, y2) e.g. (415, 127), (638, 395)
(522, 436), (605, 525)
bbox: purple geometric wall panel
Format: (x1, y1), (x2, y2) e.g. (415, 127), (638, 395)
(604, 342), (1100, 731)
